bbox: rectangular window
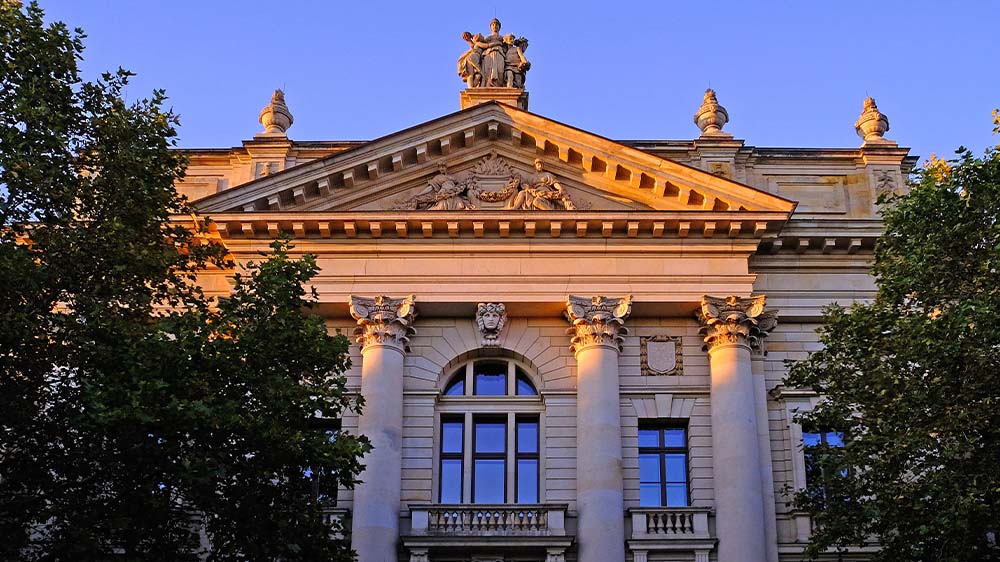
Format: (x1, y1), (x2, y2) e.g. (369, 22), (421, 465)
(638, 423), (689, 507)
(306, 417), (341, 505)
(515, 416), (539, 503)
(472, 417), (506, 503)
(802, 429), (846, 493)
(439, 417), (464, 503)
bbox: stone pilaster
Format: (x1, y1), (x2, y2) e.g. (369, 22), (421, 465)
(565, 295), (632, 562)
(697, 295), (777, 562)
(349, 295), (416, 562)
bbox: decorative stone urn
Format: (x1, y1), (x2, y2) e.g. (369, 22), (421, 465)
(258, 89), (294, 136)
(693, 88), (729, 136)
(854, 96), (890, 143)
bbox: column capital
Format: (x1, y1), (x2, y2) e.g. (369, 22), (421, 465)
(349, 294), (417, 352)
(697, 294), (777, 352)
(545, 548), (567, 562)
(565, 294), (632, 354)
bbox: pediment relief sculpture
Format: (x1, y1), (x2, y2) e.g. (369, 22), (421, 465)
(390, 152), (577, 211)
(458, 18), (530, 89)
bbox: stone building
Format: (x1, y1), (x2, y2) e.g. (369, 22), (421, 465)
(176, 20), (914, 562)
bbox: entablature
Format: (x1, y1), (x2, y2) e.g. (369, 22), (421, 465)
(189, 210), (789, 243)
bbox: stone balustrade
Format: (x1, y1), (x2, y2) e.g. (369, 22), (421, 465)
(409, 504), (568, 537)
(628, 507), (712, 540)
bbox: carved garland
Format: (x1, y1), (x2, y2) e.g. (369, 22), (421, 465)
(390, 152), (577, 211)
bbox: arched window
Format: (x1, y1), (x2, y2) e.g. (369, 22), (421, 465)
(436, 356), (542, 505)
(442, 360), (537, 397)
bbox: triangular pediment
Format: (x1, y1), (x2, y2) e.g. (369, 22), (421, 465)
(192, 102), (795, 216)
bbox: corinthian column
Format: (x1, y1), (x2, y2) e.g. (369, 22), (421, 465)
(697, 295), (777, 562)
(565, 295), (632, 562)
(349, 295), (416, 562)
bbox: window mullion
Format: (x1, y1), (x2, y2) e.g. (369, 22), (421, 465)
(507, 361), (516, 396)
(506, 411), (516, 503)
(659, 450), (668, 507)
(464, 362), (473, 396)
(463, 412), (473, 502)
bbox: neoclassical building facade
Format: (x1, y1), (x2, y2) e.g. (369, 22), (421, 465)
(176, 21), (914, 562)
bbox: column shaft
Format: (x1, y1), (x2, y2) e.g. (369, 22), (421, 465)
(351, 344), (405, 562)
(709, 343), (767, 562)
(576, 344), (625, 562)
(697, 294), (778, 562)
(565, 294), (632, 562)
(348, 295), (416, 562)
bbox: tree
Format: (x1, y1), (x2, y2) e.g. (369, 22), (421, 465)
(0, 2), (368, 560)
(785, 114), (1000, 562)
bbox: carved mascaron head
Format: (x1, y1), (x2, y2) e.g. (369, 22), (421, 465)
(476, 302), (507, 344)
(477, 303), (506, 331)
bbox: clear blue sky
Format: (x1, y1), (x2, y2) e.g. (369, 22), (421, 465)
(41, 1), (998, 163)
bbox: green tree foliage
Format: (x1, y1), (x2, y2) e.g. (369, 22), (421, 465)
(785, 115), (1000, 562)
(0, 2), (368, 560)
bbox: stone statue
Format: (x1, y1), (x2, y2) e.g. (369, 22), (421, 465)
(476, 303), (507, 346)
(459, 19), (530, 89)
(505, 159), (577, 211)
(392, 162), (477, 211)
(458, 32), (484, 88)
(475, 18), (506, 87)
(503, 34), (530, 88)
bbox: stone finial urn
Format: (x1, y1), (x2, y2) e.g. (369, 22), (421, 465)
(258, 89), (294, 136)
(694, 89), (730, 136)
(854, 96), (890, 143)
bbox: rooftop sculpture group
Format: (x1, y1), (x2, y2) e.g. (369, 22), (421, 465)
(458, 18), (530, 89)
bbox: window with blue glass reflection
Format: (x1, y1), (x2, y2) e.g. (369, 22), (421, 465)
(437, 358), (542, 505)
(516, 417), (539, 503)
(473, 362), (507, 395)
(516, 367), (537, 396)
(443, 369), (465, 396)
(638, 424), (689, 507)
(439, 417), (463, 503)
(440, 361), (538, 397)
(802, 429), (846, 495)
(473, 418), (506, 503)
